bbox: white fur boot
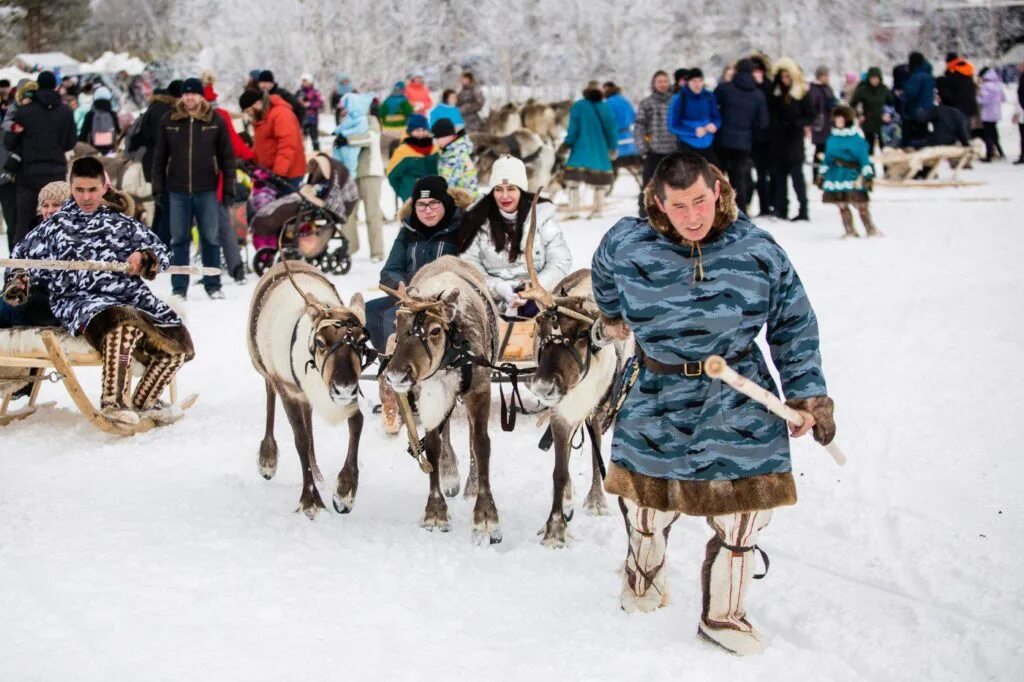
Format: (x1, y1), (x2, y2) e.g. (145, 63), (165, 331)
(698, 510), (772, 655)
(589, 187), (606, 219)
(618, 497), (680, 614)
(566, 183), (581, 220)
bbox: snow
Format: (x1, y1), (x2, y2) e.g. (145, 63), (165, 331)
(3, 122), (1024, 681)
(79, 52), (148, 77)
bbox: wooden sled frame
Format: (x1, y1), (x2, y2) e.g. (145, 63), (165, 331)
(877, 145), (980, 187)
(0, 329), (194, 435)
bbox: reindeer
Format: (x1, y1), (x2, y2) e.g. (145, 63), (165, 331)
(380, 256), (504, 544)
(519, 213), (633, 547)
(248, 260), (374, 518)
(484, 102), (522, 136)
(470, 128), (555, 193)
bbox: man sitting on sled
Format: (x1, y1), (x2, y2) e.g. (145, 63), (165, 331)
(5, 156), (194, 426)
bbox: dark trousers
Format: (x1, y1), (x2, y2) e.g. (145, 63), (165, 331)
(365, 295), (399, 353)
(718, 148), (753, 215)
(982, 122), (1003, 160)
(303, 123), (320, 151)
(217, 203), (243, 275)
(812, 143), (826, 183)
(1, 181), (17, 253)
(0, 299), (28, 327)
(771, 160), (808, 218)
(152, 191), (171, 247)
(638, 152), (670, 217)
(14, 174), (63, 245)
(1019, 124), (1024, 160)
(752, 143), (772, 215)
(864, 131), (880, 154)
(169, 190), (221, 295)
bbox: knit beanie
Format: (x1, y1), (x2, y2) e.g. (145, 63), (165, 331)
(181, 78), (204, 95)
(430, 117), (456, 138)
(489, 155), (529, 192)
(412, 175), (450, 204)
(406, 113), (429, 132)
(239, 89), (262, 111)
(36, 71), (57, 90)
(258, 70), (275, 84)
(37, 181), (71, 210)
(167, 80), (183, 98)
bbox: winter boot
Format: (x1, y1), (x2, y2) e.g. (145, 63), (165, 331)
(589, 187), (606, 219)
(839, 206), (859, 238)
(698, 510), (772, 656)
(856, 205), (883, 237)
(132, 350), (187, 422)
(790, 205), (809, 222)
(566, 183), (582, 220)
(618, 497), (680, 614)
(100, 325), (144, 425)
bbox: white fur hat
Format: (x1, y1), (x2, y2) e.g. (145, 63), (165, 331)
(490, 155), (528, 192)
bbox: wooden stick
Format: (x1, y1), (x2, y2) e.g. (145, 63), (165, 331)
(396, 393), (433, 474)
(1, 258), (221, 277)
(704, 355), (846, 466)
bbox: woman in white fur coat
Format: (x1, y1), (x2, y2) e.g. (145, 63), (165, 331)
(457, 155), (572, 316)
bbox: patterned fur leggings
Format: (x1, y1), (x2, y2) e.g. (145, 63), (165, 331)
(101, 324), (186, 410)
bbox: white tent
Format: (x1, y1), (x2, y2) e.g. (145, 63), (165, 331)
(10, 52), (80, 77)
(0, 65), (33, 85)
(79, 52), (148, 76)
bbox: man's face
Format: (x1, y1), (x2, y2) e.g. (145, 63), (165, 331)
(818, 72), (830, 84)
(258, 81), (273, 92)
(654, 176), (721, 243)
(181, 92), (203, 110)
(414, 197), (445, 227)
(460, 76), (470, 87)
(435, 134), (456, 148)
(869, 75), (881, 87)
(653, 74), (670, 93)
(409, 127), (430, 139)
(753, 69), (765, 84)
(245, 100), (265, 119)
(688, 77), (704, 94)
(71, 176), (106, 214)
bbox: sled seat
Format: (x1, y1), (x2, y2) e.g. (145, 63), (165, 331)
(877, 145), (979, 186)
(0, 328), (187, 434)
(497, 317), (536, 364)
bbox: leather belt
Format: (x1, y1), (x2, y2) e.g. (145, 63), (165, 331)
(639, 345), (754, 377)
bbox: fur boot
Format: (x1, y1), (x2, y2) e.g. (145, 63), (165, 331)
(566, 183), (581, 220)
(618, 497), (680, 614)
(589, 187), (606, 219)
(698, 510), (772, 656)
(100, 325), (144, 425)
(838, 205), (859, 238)
(856, 204), (883, 237)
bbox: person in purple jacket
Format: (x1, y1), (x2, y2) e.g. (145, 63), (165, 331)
(976, 67), (1006, 162)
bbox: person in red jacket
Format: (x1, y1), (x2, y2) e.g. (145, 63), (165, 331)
(404, 72), (434, 116)
(207, 85), (252, 283)
(239, 89), (307, 189)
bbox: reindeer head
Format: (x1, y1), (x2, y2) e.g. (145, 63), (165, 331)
(380, 282), (461, 394)
(280, 259), (373, 406)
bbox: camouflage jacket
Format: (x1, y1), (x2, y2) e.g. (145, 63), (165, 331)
(591, 188), (826, 482)
(437, 134), (479, 196)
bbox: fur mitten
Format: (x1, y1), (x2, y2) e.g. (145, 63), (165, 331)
(785, 395), (835, 445)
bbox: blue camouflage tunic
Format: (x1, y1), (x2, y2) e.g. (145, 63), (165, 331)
(591, 201), (826, 485)
(12, 199), (181, 336)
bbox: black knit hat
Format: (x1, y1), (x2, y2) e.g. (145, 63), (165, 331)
(412, 175), (450, 204)
(36, 71), (57, 90)
(258, 70), (275, 84)
(0, 79), (10, 89)
(181, 77), (204, 95)
(674, 68), (690, 83)
(167, 79), (183, 98)
(688, 68), (704, 80)
(239, 89), (262, 111)
(430, 117), (456, 138)
(736, 59), (755, 75)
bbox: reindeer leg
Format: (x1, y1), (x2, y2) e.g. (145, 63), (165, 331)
(333, 411), (363, 514)
(541, 417), (573, 548)
(466, 388), (501, 545)
(439, 417), (460, 498)
(281, 396), (325, 519)
(583, 418), (609, 516)
(302, 404), (324, 483)
(463, 440), (479, 500)
(421, 427), (451, 532)
(258, 380), (279, 480)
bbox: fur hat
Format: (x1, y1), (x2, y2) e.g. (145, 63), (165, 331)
(831, 104), (857, 128)
(406, 114), (429, 132)
(489, 155), (528, 191)
(430, 117), (456, 138)
(36, 181), (70, 210)
(239, 89), (262, 111)
(181, 78), (204, 95)
(16, 80), (38, 102)
(36, 71), (57, 90)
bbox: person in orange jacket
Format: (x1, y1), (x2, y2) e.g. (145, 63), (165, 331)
(208, 84), (253, 282)
(404, 72), (434, 116)
(239, 89), (306, 189)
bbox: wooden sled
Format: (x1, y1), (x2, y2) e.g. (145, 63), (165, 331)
(0, 328), (196, 435)
(877, 145), (980, 186)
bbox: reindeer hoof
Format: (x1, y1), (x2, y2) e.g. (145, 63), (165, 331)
(297, 500), (325, 520)
(443, 482), (461, 498)
(473, 527), (503, 545)
(421, 516), (452, 533)
(297, 486), (326, 519)
(333, 491), (355, 514)
(258, 439), (278, 480)
(541, 516), (569, 548)
(584, 494), (611, 516)
(563, 508), (575, 523)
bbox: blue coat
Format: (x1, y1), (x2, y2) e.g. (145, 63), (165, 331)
(902, 61), (936, 121)
(564, 97), (618, 172)
(713, 72), (768, 152)
(591, 207), (826, 482)
(604, 92), (638, 158)
(429, 104), (465, 130)
(668, 87), (721, 149)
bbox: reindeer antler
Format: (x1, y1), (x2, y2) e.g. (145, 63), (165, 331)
(380, 282), (446, 315)
(278, 237), (330, 317)
(518, 189), (555, 309)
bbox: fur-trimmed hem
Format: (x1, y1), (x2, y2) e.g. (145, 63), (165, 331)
(564, 167), (615, 186)
(643, 164), (738, 247)
(604, 461), (797, 516)
(84, 306), (195, 362)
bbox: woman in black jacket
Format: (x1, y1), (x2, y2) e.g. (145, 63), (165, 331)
(768, 60), (813, 221)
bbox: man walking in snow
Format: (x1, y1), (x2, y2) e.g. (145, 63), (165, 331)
(591, 152), (835, 656)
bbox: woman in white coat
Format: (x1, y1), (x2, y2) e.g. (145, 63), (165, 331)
(457, 155), (572, 316)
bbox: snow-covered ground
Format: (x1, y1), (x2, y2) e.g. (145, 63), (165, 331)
(2, 126), (1023, 681)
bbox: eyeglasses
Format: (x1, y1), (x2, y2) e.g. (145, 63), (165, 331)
(415, 200), (442, 211)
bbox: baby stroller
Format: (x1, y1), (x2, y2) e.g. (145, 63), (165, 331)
(248, 154), (360, 276)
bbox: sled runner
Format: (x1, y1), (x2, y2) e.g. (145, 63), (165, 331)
(0, 328), (196, 435)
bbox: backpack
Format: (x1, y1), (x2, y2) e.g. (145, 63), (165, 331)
(124, 110), (148, 161)
(91, 108), (117, 148)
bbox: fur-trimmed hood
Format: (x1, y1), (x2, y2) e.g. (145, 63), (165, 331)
(149, 93), (178, 108)
(642, 165), (739, 247)
(169, 98), (213, 122)
(772, 56), (808, 100)
(102, 188), (136, 217)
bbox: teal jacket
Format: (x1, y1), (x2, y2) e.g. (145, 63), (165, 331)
(564, 96), (618, 172)
(819, 127), (873, 194)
